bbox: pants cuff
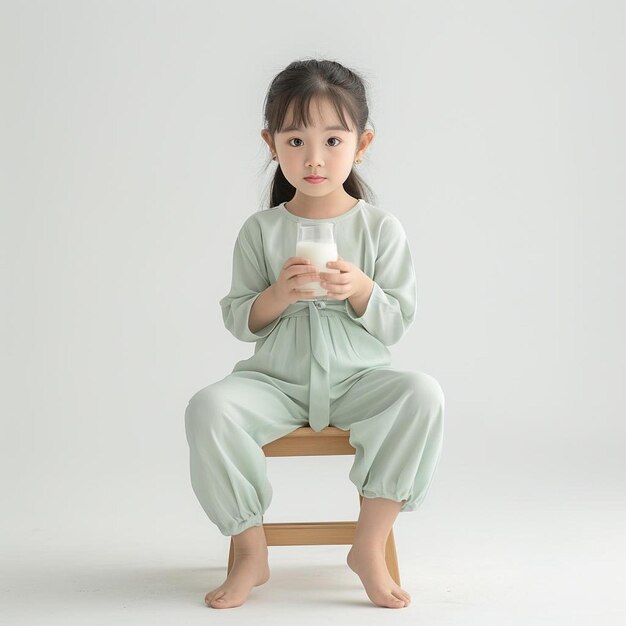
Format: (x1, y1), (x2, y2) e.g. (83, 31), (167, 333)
(221, 512), (264, 537)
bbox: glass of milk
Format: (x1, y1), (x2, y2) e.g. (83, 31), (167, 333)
(295, 222), (340, 300)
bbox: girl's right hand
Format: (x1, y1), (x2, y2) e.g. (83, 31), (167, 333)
(274, 257), (320, 305)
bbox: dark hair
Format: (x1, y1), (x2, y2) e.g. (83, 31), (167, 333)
(260, 58), (377, 208)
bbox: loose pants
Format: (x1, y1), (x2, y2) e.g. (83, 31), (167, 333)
(184, 366), (445, 537)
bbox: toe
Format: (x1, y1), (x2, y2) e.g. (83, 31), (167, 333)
(205, 589), (221, 604)
(209, 592), (225, 607)
(390, 591), (406, 607)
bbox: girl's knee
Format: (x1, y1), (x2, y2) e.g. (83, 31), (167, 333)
(398, 370), (445, 416)
(185, 382), (231, 437)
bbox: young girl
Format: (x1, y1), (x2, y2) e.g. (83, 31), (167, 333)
(185, 58), (445, 610)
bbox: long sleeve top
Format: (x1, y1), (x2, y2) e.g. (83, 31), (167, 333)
(218, 198), (417, 431)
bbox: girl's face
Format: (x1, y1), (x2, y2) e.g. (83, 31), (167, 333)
(269, 98), (368, 202)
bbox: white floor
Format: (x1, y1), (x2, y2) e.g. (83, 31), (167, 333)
(2, 462), (625, 625)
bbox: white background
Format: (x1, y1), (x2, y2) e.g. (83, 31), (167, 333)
(1, 1), (624, 624)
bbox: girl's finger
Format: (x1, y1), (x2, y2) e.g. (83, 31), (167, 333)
(323, 282), (346, 293)
(321, 277), (349, 286)
(326, 259), (345, 269)
(326, 265), (348, 276)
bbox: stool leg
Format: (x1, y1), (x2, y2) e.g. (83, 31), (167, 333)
(227, 538), (234, 574)
(385, 529), (401, 586)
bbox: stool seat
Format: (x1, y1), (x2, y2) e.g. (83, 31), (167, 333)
(227, 426), (401, 585)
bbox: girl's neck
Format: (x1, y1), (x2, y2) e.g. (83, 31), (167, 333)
(285, 195), (360, 219)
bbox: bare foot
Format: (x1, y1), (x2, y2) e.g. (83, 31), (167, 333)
(347, 544), (411, 608)
(204, 549), (270, 609)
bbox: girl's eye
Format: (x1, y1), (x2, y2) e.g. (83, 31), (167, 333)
(288, 137), (342, 147)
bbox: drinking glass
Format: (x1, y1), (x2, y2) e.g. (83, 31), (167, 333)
(295, 222), (340, 300)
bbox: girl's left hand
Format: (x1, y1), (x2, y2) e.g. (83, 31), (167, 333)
(319, 256), (371, 301)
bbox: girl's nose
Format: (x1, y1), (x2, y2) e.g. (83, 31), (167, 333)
(305, 155), (324, 168)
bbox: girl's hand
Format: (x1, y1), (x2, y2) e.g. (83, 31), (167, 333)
(273, 256), (321, 305)
(319, 256), (371, 301)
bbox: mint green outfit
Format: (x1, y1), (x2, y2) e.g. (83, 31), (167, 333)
(185, 199), (445, 536)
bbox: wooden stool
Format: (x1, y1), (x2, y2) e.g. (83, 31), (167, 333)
(227, 425), (401, 585)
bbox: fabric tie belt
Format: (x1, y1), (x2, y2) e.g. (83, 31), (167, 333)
(281, 300), (336, 432)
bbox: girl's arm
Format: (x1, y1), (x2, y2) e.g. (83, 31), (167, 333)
(345, 215), (418, 346)
(219, 217), (282, 342)
(248, 283), (289, 335)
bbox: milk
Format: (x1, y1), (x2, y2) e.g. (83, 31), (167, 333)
(295, 240), (340, 298)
